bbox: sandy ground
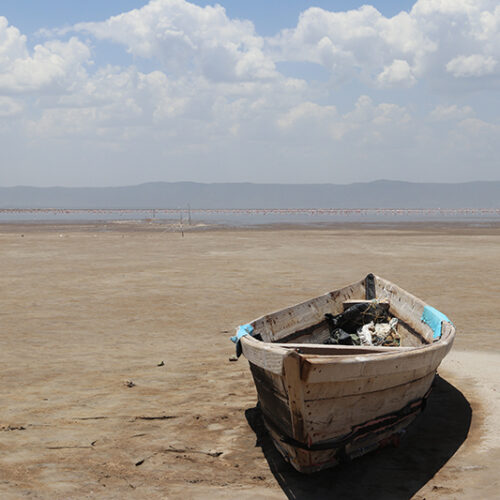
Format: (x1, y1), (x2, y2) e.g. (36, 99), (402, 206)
(0, 221), (499, 499)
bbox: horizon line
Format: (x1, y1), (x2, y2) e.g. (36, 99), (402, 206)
(2, 179), (500, 189)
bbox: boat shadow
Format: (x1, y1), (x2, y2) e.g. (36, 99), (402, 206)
(245, 375), (471, 500)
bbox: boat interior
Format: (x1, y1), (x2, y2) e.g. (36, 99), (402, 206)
(248, 274), (447, 355)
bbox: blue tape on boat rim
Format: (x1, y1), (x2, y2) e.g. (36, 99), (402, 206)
(230, 324), (254, 344)
(421, 305), (452, 340)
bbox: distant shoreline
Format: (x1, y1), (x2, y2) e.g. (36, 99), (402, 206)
(2, 180), (500, 212)
(1, 219), (499, 234)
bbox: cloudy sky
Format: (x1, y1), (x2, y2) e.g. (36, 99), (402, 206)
(0, 0), (499, 186)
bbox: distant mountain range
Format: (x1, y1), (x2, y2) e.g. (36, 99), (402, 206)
(0, 181), (499, 209)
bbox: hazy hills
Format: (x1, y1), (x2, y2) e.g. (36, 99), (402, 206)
(0, 180), (499, 209)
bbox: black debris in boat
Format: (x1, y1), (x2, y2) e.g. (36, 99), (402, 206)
(324, 328), (360, 346)
(325, 301), (389, 335)
(324, 300), (400, 347)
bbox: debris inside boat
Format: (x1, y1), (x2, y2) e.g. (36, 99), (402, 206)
(324, 300), (400, 347)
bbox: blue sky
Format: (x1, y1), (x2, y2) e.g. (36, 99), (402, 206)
(3, 1), (417, 34)
(180, 1), (417, 34)
(0, 0), (498, 186)
(1, 1), (149, 33)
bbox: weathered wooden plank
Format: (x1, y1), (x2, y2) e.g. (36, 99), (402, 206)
(374, 276), (435, 343)
(249, 363), (287, 397)
(254, 384), (292, 435)
(275, 343), (416, 355)
(263, 419), (311, 470)
(240, 336), (287, 375)
(397, 321), (426, 346)
(283, 352), (307, 443)
(301, 344), (448, 383)
(279, 321), (330, 344)
(289, 328), (331, 345)
(304, 372), (435, 442)
(249, 364), (292, 435)
(441, 321), (455, 340)
(342, 298), (390, 310)
(251, 279), (365, 342)
(303, 364), (437, 400)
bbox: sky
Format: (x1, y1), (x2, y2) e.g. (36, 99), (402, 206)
(0, 0), (499, 186)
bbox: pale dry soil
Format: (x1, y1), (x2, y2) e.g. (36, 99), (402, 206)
(0, 222), (499, 499)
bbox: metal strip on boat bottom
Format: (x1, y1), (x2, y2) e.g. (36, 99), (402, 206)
(277, 385), (433, 452)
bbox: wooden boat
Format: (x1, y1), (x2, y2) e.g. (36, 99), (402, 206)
(233, 274), (455, 473)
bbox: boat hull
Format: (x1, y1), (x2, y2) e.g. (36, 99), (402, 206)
(249, 353), (441, 472)
(239, 275), (455, 473)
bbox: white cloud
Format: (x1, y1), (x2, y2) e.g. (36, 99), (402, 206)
(447, 117), (500, 160)
(377, 59), (416, 87)
(277, 101), (338, 130)
(0, 16), (28, 62)
(0, 16), (91, 94)
(38, 0), (500, 91)
(456, 117), (500, 137)
(276, 96), (412, 146)
(268, 6), (434, 84)
(446, 54), (497, 77)
(430, 104), (474, 121)
(27, 67), (176, 140)
(0, 95), (23, 117)
(71, 0), (277, 82)
(269, 0), (500, 87)
(331, 96), (412, 142)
